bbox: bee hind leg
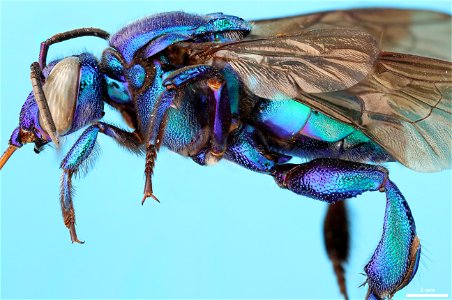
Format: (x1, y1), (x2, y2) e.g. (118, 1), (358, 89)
(271, 158), (420, 299)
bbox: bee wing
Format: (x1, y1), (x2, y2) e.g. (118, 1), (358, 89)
(188, 17), (451, 172)
(296, 53), (452, 172)
(250, 8), (452, 60)
(205, 27), (380, 95)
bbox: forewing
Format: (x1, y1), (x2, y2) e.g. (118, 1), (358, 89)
(207, 27), (379, 96)
(186, 11), (451, 172)
(296, 53), (452, 172)
(250, 9), (452, 60)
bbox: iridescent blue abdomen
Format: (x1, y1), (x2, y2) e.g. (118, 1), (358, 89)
(252, 98), (359, 143)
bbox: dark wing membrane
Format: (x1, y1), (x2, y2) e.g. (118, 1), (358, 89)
(296, 53), (452, 172)
(209, 27), (379, 95)
(250, 9), (452, 61)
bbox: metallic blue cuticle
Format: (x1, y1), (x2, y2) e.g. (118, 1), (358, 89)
(71, 53), (104, 133)
(195, 16), (251, 36)
(127, 64), (146, 89)
(254, 99), (311, 140)
(60, 126), (99, 171)
(109, 12), (205, 63)
(220, 66), (240, 120)
(272, 159), (419, 298)
(301, 111), (355, 142)
(9, 127), (23, 147)
(148, 89), (176, 145)
(365, 180), (418, 298)
(276, 159), (387, 202)
(105, 76), (131, 105)
(18, 92), (49, 140)
(102, 49), (125, 80)
(135, 60), (165, 133)
(19, 92), (39, 131)
(142, 33), (191, 58)
(224, 125), (275, 173)
(163, 65), (213, 87)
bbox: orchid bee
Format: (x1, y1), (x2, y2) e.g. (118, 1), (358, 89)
(1, 9), (451, 299)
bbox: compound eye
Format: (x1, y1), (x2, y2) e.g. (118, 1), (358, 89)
(40, 57), (80, 135)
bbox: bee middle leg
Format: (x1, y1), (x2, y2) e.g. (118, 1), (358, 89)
(323, 201), (350, 300)
(60, 122), (142, 243)
(144, 65), (238, 201)
(218, 123), (290, 172)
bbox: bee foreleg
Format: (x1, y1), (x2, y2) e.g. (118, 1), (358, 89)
(271, 158), (420, 299)
(60, 127), (100, 244)
(60, 122), (143, 243)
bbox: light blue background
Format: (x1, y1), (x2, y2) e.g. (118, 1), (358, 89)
(1, 1), (451, 299)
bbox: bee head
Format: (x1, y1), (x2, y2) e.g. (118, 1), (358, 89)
(1, 53), (104, 169)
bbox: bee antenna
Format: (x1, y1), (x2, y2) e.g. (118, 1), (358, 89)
(39, 27), (110, 69)
(30, 62), (60, 147)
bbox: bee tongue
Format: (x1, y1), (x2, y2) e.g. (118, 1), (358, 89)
(0, 145), (18, 170)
